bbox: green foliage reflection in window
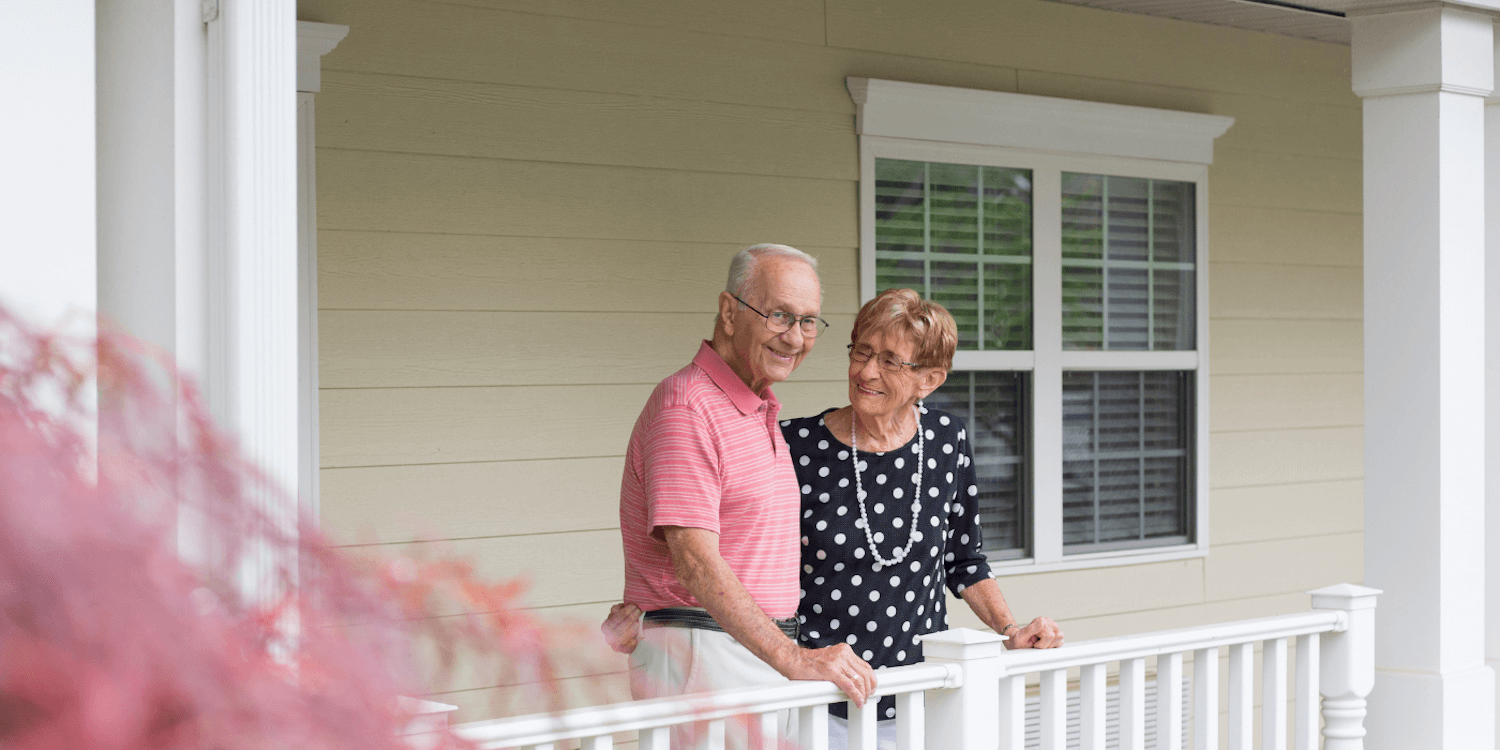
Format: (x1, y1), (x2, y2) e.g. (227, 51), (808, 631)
(874, 158), (1033, 350)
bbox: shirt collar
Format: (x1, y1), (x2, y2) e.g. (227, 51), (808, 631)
(693, 340), (779, 416)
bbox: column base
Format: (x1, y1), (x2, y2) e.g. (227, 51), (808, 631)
(1365, 664), (1494, 749)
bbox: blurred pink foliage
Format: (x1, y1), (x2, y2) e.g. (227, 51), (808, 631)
(0, 306), (583, 749)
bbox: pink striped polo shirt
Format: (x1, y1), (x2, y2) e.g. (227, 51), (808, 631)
(619, 341), (801, 619)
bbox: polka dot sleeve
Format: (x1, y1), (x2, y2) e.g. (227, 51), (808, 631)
(942, 420), (993, 596)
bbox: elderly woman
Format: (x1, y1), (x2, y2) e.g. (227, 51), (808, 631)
(608, 289), (1062, 746)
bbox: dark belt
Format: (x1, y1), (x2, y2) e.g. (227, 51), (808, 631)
(643, 607), (800, 640)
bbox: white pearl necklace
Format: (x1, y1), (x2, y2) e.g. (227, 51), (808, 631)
(851, 404), (924, 569)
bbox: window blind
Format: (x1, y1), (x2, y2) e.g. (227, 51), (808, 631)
(1062, 371), (1193, 553)
(926, 371), (1028, 558)
(874, 158), (1033, 350)
(1061, 174), (1195, 351)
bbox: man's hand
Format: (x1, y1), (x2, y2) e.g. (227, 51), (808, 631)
(601, 603), (643, 654)
(774, 641), (878, 707)
(1005, 616), (1064, 650)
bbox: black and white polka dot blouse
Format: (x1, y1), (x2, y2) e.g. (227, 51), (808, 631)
(781, 406), (994, 721)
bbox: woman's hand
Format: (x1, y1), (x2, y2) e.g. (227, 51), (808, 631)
(1004, 616), (1064, 649)
(601, 602), (644, 654)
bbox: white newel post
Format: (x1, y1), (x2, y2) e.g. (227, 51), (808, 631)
(205, 0), (300, 608)
(1352, 5), (1498, 748)
(920, 629), (1007, 750)
(1309, 584), (1380, 750)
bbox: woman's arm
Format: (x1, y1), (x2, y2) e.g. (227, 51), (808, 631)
(958, 578), (1064, 649)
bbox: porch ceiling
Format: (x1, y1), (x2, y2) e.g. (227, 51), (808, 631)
(1040, 0), (1351, 44)
(1041, 0), (1500, 46)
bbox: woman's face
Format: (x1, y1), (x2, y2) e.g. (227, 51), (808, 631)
(847, 329), (926, 420)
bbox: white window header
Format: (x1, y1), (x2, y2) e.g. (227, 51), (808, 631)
(846, 77), (1235, 165)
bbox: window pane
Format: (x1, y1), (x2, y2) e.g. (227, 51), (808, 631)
(926, 371), (1029, 558)
(874, 158), (1033, 350)
(1062, 371), (1193, 553)
(1061, 173), (1196, 351)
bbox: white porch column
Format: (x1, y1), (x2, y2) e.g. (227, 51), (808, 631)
(1488, 17), (1500, 741)
(96, 0), (208, 377)
(206, 0), (300, 602)
(1355, 5), (1497, 748)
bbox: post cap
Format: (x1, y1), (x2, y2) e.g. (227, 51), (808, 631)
(917, 627), (1009, 660)
(1307, 583), (1382, 611)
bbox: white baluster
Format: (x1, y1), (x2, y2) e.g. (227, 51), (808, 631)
(1263, 638), (1287, 750)
(638, 726), (669, 750)
(523, 745), (554, 750)
(1157, 652), (1183, 750)
(707, 718), (727, 750)
(581, 735), (613, 750)
(896, 691), (924, 750)
(1308, 584), (1380, 750)
(1119, 657), (1146, 750)
(1040, 668), (1068, 750)
(1228, 642), (1254, 750)
(1193, 647), (1220, 750)
(754, 711), (778, 750)
(849, 700), (879, 750)
(997, 673), (1026, 749)
(1080, 663), (1107, 750)
(921, 629), (1008, 750)
(1294, 634), (1320, 750)
(798, 703), (829, 750)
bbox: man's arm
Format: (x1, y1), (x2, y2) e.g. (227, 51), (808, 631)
(958, 578), (1064, 650)
(663, 526), (877, 706)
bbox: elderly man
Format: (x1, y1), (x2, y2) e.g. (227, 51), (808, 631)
(617, 243), (874, 747)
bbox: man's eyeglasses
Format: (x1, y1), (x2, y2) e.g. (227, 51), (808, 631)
(847, 344), (922, 372)
(732, 295), (829, 338)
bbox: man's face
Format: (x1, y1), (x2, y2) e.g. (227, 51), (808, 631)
(722, 256), (822, 394)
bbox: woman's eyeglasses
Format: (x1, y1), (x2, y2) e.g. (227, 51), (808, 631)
(847, 344), (921, 372)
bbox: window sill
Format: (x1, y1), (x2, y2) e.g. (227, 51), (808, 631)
(987, 542), (1206, 576)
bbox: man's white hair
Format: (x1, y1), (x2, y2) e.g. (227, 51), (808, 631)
(725, 243), (820, 298)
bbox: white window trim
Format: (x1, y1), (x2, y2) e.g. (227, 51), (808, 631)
(848, 78), (1233, 575)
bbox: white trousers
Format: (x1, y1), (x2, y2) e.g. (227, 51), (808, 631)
(826, 715), (897, 750)
(629, 625), (796, 749)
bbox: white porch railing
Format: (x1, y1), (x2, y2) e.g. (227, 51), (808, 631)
(447, 584), (1378, 750)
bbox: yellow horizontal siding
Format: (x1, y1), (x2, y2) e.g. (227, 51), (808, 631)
(317, 150), (858, 246)
(316, 71), (858, 180)
(1204, 532), (1363, 601)
(1210, 205), (1361, 267)
(1210, 373), (1362, 432)
(1210, 320), (1362, 375)
(321, 456), (625, 544)
(1211, 480), (1362, 545)
(1208, 264), (1361, 321)
(318, 232), (860, 314)
(1211, 427), (1363, 488)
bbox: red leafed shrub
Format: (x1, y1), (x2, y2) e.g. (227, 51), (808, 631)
(0, 306), (587, 750)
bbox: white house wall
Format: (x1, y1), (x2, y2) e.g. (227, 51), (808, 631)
(299, 0), (1365, 727)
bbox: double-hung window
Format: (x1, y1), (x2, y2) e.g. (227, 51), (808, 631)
(849, 78), (1233, 572)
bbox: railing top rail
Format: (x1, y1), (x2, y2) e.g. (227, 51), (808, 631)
(989, 609), (1345, 673)
(454, 662), (960, 748)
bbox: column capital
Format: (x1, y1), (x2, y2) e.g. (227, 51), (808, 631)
(1352, 4), (1496, 98)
